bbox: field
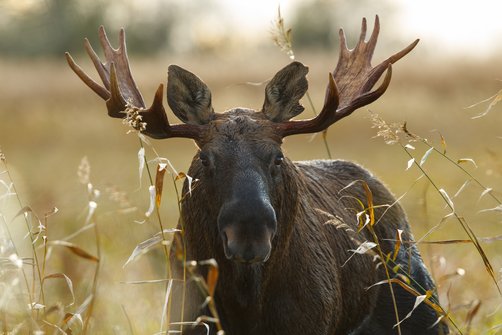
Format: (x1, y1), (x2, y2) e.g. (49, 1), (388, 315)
(1, 39), (502, 333)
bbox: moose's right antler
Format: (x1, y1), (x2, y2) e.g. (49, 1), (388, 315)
(65, 26), (202, 140)
(276, 16), (419, 137)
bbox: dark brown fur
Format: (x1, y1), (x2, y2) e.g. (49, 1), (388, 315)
(169, 110), (446, 334)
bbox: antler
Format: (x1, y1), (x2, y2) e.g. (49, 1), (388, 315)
(65, 26), (202, 140)
(276, 16), (419, 137)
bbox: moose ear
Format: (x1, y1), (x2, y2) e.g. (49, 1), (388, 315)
(262, 61), (309, 122)
(167, 65), (214, 125)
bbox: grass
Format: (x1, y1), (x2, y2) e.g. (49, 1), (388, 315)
(1, 37), (502, 334)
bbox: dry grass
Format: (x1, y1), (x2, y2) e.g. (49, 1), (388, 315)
(1, 43), (502, 333)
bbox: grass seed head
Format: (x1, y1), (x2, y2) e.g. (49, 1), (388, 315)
(369, 111), (403, 145)
(271, 7), (295, 60)
(123, 100), (147, 133)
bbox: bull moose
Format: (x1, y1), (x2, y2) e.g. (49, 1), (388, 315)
(67, 16), (449, 335)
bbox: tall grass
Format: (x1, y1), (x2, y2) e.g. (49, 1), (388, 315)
(1, 152), (100, 333)
(0, 136), (219, 333)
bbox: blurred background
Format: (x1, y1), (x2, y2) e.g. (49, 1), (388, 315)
(1, 0), (502, 333)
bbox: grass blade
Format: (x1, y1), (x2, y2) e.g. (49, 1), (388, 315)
(155, 163), (168, 208)
(48, 241), (99, 263)
(42, 273), (75, 307)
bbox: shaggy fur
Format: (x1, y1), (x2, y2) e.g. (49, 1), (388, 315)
(169, 109), (448, 335)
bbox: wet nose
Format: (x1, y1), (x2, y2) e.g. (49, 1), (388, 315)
(218, 198), (277, 264)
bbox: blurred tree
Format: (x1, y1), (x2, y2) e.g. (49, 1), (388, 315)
(0, 0), (397, 58)
(0, 0), (176, 58)
(291, 0), (396, 51)
(291, 0), (337, 50)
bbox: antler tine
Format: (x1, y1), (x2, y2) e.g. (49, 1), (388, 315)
(67, 26), (204, 140)
(84, 37), (111, 92)
(361, 39), (419, 95)
(383, 39), (420, 66)
(119, 28), (127, 50)
(98, 25), (117, 63)
(276, 16), (418, 138)
(366, 15), (380, 53)
(65, 52), (110, 100)
(355, 17), (368, 51)
(338, 28), (350, 60)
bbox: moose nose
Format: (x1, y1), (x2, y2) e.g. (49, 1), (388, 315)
(221, 228), (273, 264)
(218, 198), (277, 264)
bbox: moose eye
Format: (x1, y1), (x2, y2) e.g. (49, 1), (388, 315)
(199, 152), (210, 167)
(274, 153), (284, 166)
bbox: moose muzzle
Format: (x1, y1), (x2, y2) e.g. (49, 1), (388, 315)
(218, 197), (277, 264)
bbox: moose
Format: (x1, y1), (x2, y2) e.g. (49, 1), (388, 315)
(67, 16), (449, 335)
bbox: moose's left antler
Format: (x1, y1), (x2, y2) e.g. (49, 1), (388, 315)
(276, 16), (419, 137)
(65, 26), (203, 139)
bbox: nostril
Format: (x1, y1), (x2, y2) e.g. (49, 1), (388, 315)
(221, 231), (233, 260)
